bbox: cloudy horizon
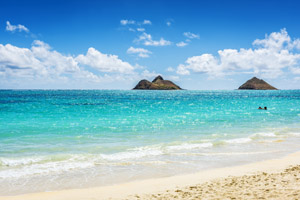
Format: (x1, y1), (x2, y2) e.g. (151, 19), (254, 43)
(1, 0), (300, 89)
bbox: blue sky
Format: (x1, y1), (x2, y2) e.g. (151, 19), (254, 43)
(1, 0), (300, 89)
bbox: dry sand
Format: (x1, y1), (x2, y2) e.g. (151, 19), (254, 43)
(1, 152), (300, 200)
(133, 165), (300, 200)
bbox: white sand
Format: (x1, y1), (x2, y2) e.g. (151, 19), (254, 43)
(1, 151), (300, 200)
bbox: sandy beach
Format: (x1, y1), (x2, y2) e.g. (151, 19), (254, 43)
(137, 164), (300, 199)
(2, 0), (300, 199)
(1, 151), (300, 200)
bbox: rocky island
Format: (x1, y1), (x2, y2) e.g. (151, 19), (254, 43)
(133, 75), (182, 90)
(238, 77), (277, 90)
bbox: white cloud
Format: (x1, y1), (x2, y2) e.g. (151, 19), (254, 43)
(136, 32), (171, 46)
(290, 39), (300, 49)
(176, 29), (300, 78)
(176, 64), (190, 75)
(0, 40), (97, 82)
(137, 32), (152, 41)
(177, 32), (199, 47)
(137, 28), (145, 32)
(128, 28), (136, 32)
(0, 40), (137, 84)
(141, 69), (158, 78)
(166, 67), (174, 72)
(121, 19), (151, 26)
(6, 21), (29, 33)
(183, 32), (199, 39)
(76, 47), (135, 74)
(252, 29), (290, 51)
(290, 67), (300, 74)
(120, 19), (135, 25)
(127, 46), (152, 58)
(0, 40), (162, 89)
(176, 41), (188, 47)
(144, 38), (171, 46)
(294, 76), (300, 81)
(166, 19), (174, 27)
(176, 54), (218, 76)
(142, 20), (152, 25)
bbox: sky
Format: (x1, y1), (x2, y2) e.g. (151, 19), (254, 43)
(1, 0), (300, 89)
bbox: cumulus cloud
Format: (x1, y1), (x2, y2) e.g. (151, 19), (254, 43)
(183, 32), (199, 39)
(290, 67), (300, 74)
(176, 29), (300, 78)
(142, 20), (152, 25)
(136, 32), (171, 46)
(176, 41), (188, 47)
(6, 21), (29, 33)
(0, 40), (139, 86)
(120, 19), (135, 25)
(290, 39), (300, 49)
(176, 64), (191, 75)
(0, 39), (164, 89)
(0, 40), (99, 82)
(127, 46), (152, 58)
(76, 48), (135, 74)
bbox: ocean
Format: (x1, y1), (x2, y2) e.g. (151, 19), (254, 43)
(0, 90), (300, 195)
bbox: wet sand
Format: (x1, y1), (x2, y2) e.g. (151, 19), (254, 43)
(1, 152), (300, 200)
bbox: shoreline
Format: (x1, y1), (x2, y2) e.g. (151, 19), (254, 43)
(1, 151), (300, 200)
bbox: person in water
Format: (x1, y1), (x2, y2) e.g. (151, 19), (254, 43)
(258, 106), (267, 110)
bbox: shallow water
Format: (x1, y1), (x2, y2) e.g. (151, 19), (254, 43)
(0, 90), (300, 195)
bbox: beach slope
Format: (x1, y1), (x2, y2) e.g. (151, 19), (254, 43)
(1, 152), (300, 200)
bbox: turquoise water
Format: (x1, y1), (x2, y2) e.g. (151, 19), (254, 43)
(0, 90), (300, 195)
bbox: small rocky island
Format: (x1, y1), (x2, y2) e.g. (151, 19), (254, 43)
(133, 75), (182, 90)
(238, 77), (277, 90)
